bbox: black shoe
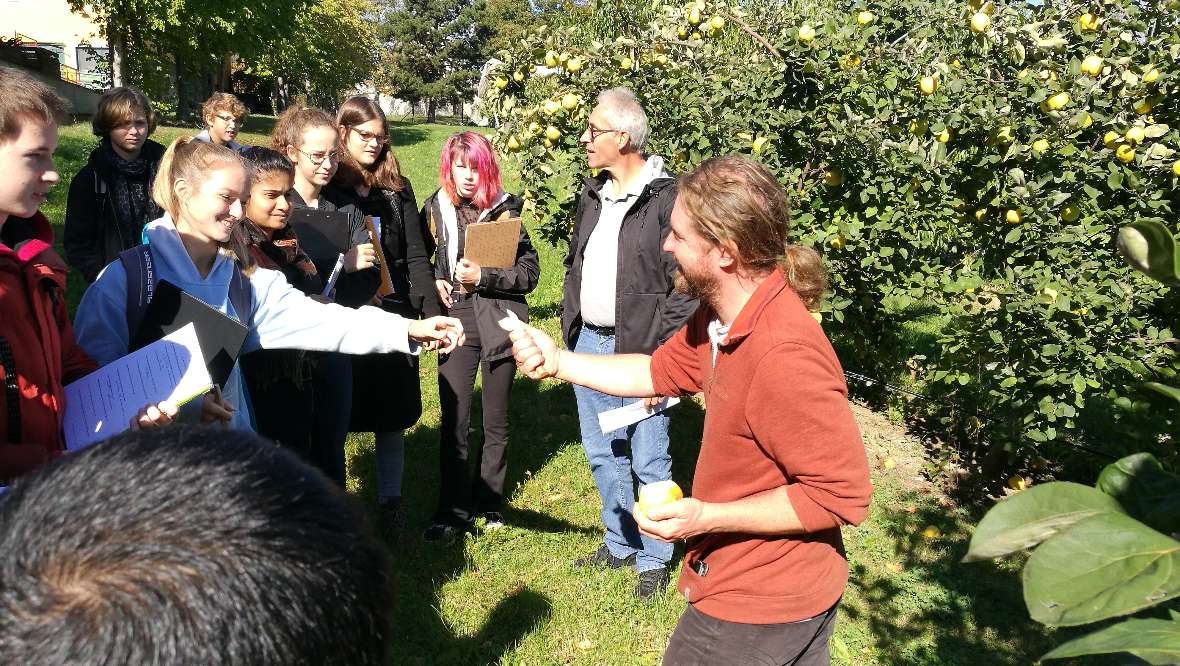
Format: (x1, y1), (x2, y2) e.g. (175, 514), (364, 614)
(479, 511), (506, 530)
(377, 497), (404, 536)
(422, 522), (461, 542)
(572, 543), (636, 570)
(636, 567), (670, 599)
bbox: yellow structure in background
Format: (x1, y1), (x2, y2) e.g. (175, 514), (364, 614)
(1, 1), (107, 88)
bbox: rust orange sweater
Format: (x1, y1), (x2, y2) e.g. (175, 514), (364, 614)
(649, 270), (872, 624)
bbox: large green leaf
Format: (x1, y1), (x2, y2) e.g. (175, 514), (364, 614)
(1041, 617), (1180, 664)
(962, 482), (1125, 562)
(1097, 453), (1180, 536)
(1117, 220), (1180, 285)
(1145, 382), (1180, 407)
(1024, 512), (1180, 626)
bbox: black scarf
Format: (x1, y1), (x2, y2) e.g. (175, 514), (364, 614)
(95, 139), (162, 244)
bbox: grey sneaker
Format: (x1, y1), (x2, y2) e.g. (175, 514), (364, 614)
(573, 543), (636, 570)
(636, 567), (670, 599)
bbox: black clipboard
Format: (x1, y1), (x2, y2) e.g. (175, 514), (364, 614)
(130, 280), (249, 388)
(289, 208), (353, 277)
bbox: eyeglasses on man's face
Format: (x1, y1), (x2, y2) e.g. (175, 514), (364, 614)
(584, 125), (620, 142)
(350, 127), (389, 146)
(299, 149), (340, 165)
(214, 114), (242, 127)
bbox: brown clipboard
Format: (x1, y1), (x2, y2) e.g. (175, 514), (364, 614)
(462, 216), (521, 269)
(364, 215), (395, 298)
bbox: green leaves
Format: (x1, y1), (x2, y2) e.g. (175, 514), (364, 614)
(1118, 220), (1180, 285)
(1097, 453), (1180, 535)
(1041, 617), (1180, 663)
(963, 482), (1124, 562)
(1023, 511), (1180, 626)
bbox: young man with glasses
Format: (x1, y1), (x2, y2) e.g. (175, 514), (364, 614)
(561, 87), (697, 599)
(196, 92), (249, 152)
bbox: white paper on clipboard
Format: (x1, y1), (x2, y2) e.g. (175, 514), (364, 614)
(598, 397), (680, 435)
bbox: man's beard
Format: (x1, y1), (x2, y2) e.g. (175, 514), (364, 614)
(674, 264), (720, 306)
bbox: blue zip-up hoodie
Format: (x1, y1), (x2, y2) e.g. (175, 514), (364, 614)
(74, 216), (419, 431)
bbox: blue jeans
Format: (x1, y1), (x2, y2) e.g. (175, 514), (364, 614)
(573, 327), (674, 572)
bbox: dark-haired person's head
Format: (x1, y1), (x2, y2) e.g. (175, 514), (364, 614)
(0, 426), (393, 665)
(241, 146), (295, 233)
(91, 87), (157, 159)
(335, 96), (405, 192)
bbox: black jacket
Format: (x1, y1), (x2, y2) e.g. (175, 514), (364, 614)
(63, 139), (166, 282)
(422, 191), (539, 362)
(323, 177), (440, 318)
(561, 170), (697, 354)
(288, 189), (380, 308)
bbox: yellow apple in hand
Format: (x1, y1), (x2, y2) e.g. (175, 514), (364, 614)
(637, 480), (684, 516)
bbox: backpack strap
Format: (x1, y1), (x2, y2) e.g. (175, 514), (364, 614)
(227, 264), (253, 328)
(118, 245), (155, 348)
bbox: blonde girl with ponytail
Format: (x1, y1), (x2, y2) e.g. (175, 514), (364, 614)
(74, 137), (464, 433)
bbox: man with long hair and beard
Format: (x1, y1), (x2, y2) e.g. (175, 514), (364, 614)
(508, 155), (873, 665)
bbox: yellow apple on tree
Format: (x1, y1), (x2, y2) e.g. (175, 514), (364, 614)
(545, 125), (561, 141)
(857, 10), (875, 25)
(919, 76), (938, 95)
(1079, 12), (1100, 31)
(1060, 204), (1080, 222)
(970, 12), (990, 33)
(1032, 138), (1049, 154)
(1005, 209), (1022, 224)
(561, 93), (580, 111)
(1081, 54), (1103, 76)
(799, 23), (816, 42)
(1116, 143), (1136, 163)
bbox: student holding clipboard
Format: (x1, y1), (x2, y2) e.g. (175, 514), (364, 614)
(237, 147), (322, 466)
(270, 106), (380, 485)
(324, 97), (438, 534)
(419, 132), (539, 541)
(73, 138), (464, 444)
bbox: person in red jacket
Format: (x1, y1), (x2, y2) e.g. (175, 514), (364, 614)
(0, 67), (98, 481)
(509, 155), (872, 665)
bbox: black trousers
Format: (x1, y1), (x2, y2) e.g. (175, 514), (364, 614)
(309, 352), (352, 487)
(663, 601), (839, 666)
(434, 298), (515, 524)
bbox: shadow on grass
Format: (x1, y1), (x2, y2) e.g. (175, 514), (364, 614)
(386, 123), (434, 148)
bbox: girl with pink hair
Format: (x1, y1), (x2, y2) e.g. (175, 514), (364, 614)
(419, 131), (540, 541)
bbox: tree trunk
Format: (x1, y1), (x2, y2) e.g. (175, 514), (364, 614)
(427, 98), (437, 123)
(108, 19), (126, 87)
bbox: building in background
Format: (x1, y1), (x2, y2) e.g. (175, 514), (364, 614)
(0, 0), (108, 90)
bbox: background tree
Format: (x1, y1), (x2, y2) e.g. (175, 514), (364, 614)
(67, 0), (309, 119)
(375, 0), (487, 121)
(249, 0), (380, 111)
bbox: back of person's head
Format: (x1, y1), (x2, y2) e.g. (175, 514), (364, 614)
(241, 145), (295, 183)
(201, 91), (248, 126)
(335, 95), (404, 192)
(270, 104), (336, 154)
(0, 426), (394, 665)
(0, 66), (68, 144)
(440, 130), (502, 210)
(678, 155), (828, 310)
(595, 87), (649, 152)
(92, 87), (157, 138)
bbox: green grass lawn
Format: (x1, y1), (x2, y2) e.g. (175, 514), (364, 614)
(40, 120), (1064, 665)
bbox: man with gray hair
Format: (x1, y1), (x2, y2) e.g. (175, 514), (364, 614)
(561, 87), (697, 598)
